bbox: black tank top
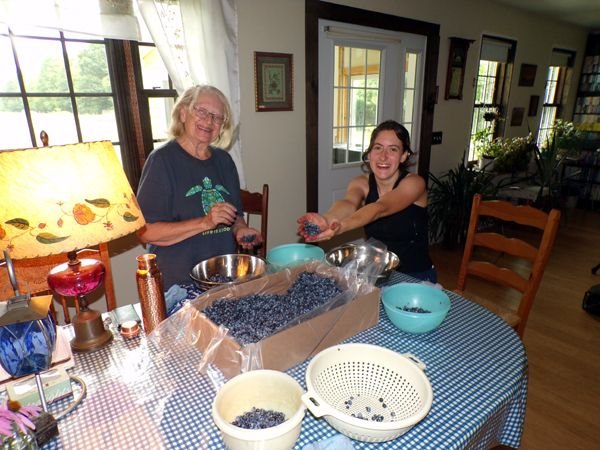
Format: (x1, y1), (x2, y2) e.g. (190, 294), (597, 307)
(363, 172), (432, 273)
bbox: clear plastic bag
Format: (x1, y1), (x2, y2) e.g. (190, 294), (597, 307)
(148, 255), (382, 391)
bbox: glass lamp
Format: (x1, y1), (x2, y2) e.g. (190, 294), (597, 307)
(0, 141), (146, 352)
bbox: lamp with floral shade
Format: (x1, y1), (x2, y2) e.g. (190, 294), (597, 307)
(0, 141), (146, 363)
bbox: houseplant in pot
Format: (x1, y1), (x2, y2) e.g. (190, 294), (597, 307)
(428, 155), (505, 249)
(476, 134), (534, 175)
(533, 119), (582, 209)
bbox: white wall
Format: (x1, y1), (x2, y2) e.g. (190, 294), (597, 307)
(106, 0), (590, 310)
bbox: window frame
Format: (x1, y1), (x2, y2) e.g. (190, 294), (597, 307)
(0, 26), (177, 189)
(536, 49), (575, 148)
(468, 35), (516, 161)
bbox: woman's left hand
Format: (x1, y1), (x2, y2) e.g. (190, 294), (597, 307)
(235, 227), (263, 250)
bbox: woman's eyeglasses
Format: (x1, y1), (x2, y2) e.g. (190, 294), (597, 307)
(191, 106), (225, 125)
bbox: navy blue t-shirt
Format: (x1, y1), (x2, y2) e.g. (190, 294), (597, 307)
(137, 140), (242, 288)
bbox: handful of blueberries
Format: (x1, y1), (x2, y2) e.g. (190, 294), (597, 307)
(303, 220), (321, 236)
(240, 234), (256, 243)
(203, 271), (343, 344)
(232, 407), (286, 429)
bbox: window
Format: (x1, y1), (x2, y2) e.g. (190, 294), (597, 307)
(0, 23), (176, 187)
(332, 45), (381, 164)
(331, 45), (421, 165)
(468, 36), (516, 161)
(536, 49), (575, 147)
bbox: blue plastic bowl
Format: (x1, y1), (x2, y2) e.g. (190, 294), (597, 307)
(266, 243), (325, 269)
(381, 283), (451, 334)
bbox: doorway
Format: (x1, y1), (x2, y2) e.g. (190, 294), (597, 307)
(318, 20), (427, 212)
(305, 0), (440, 213)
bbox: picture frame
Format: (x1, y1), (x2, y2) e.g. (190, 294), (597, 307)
(528, 95), (540, 117)
(518, 63), (537, 87)
(510, 107), (525, 126)
(254, 51), (293, 112)
(444, 37), (474, 100)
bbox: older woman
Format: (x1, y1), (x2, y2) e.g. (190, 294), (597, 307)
(297, 120), (436, 282)
(137, 85), (261, 289)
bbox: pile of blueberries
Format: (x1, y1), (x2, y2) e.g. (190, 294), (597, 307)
(231, 407), (286, 429)
(344, 395), (392, 422)
(398, 306), (431, 313)
(203, 271), (343, 344)
(208, 273), (234, 283)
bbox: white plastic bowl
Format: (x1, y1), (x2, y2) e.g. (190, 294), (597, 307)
(212, 370), (306, 450)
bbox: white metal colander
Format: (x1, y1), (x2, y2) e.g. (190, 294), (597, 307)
(301, 343), (433, 442)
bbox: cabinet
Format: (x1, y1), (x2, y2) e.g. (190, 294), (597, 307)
(571, 32), (600, 208)
(562, 158), (600, 209)
(573, 32), (600, 152)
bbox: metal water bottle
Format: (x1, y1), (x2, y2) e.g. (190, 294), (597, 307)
(136, 253), (167, 334)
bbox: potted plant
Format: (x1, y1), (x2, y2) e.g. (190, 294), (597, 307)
(476, 134), (534, 175)
(533, 119), (582, 209)
(428, 156), (508, 249)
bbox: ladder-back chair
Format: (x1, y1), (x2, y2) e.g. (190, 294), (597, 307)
(239, 184), (269, 257)
(455, 194), (561, 337)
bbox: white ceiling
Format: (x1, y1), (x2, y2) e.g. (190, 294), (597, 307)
(492, 0), (600, 29)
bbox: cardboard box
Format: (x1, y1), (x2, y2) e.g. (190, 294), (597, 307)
(189, 263), (380, 378)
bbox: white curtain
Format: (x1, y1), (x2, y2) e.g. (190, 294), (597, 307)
(0, 0), (140, 41)
(137, 0), (245, 187)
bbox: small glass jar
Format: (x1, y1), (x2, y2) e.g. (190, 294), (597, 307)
(135, 254), (167, 334)
(1, 425), (38, 450)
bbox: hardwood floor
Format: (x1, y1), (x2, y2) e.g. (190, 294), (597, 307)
(430, 208), (600, 450)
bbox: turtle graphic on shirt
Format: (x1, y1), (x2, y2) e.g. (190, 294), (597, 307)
(185, 177), (230, 214)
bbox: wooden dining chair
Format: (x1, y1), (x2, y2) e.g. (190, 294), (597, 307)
(0, 243), (117, 324)
(455, 194), (561, 337)
(239, 184), (269, 257)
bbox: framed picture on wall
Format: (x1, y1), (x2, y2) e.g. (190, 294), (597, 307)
(518, 63), (537, 87)
(528, 95), (540, 116)
(510, 107), (525, 126)
(254, 51), (293, 111)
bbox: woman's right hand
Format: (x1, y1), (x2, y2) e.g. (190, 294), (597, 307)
(297, 212), (340, 242)
(206, 202), (237, 229)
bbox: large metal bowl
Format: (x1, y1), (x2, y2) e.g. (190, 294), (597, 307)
(190, 253), (267, 291)
(325, 244), (400, 280)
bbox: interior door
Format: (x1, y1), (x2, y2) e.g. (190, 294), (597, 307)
(318, 20), (427, 213)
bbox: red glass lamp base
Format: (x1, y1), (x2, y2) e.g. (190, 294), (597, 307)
(47, 257), (105, 299)
(47, 253), (112, 352)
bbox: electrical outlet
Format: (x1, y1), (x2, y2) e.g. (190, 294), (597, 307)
(432, 131), (443, 145)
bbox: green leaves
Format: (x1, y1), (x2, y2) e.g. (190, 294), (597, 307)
(5, 218), (30, 230)
(85, 198), (111, 208)
(428, 158), (501, 248)
(36, 233), (70, 244)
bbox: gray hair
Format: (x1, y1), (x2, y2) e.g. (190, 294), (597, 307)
(168, 85), (234, 148)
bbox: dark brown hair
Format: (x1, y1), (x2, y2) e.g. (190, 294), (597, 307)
(361, 120), (413, 172)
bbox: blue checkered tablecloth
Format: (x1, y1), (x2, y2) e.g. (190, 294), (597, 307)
(42, 272), (527, 449)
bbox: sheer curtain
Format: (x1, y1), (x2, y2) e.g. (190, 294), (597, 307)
(137, 0), (245, 186)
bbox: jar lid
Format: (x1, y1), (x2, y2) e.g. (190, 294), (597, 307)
(120, 320), (141, 338)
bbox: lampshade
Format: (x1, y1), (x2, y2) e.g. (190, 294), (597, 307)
(1, 141), (146, 353)
(0, 141), (145, 259)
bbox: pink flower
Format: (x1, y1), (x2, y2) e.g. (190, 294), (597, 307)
(0, 401), (40, 440)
